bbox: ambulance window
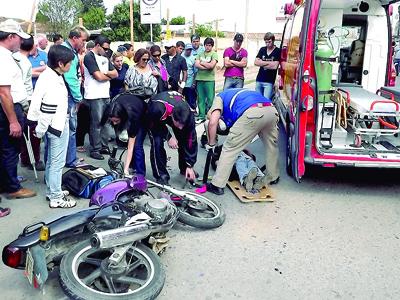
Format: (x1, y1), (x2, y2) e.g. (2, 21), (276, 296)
(288, 5), (305, 63)
(281, 16), (294, 61)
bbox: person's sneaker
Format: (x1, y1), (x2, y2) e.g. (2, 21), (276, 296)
(0, 207), (10, 217)
(46, 190), (70, 201)
(243, 167), (258, 192)
(34, 160), (45, 171)
(7, 188), (36, 199)
(49, 195), (77, 209)
(90, 152), (104, 160)
(100, 147), (110, 155)
(206, 183), (224, 195)
(253, 175), (267, 191)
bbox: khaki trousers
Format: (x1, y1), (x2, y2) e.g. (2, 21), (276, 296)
(211, 105), (280, 188)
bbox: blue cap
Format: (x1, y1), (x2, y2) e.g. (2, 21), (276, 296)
(185, 43), (193, 50)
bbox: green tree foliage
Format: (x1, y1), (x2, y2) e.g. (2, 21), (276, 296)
(170, 16), (185, 25)
(81, 7), (106, 30)
(102, 0), (161, 42)
(39, 0), (83, 35)
(194, 24), (225, 38)
(81, 0), (106, 13)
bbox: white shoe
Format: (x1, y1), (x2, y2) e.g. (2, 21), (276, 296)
(46, 190), (69, 201)
(49, 196), (76, 209)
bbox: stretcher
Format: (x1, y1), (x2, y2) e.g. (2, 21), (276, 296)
(336, 86), (400, 146)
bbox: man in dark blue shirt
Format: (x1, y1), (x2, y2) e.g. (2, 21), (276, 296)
(205, 88), (280, 195)
(161, 41), (188, 93)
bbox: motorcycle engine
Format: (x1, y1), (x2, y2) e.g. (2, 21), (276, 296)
(144, 198), (170, 223)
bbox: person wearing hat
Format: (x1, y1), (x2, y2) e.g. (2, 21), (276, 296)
(0, 19), (36, 201)
(182, 43), (197, 110)
(161, 40), (188, 93)
(223, 33), (248, 90)
(254, 32), (281, 99)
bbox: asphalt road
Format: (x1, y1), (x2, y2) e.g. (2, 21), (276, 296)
(1, 120), (400, 300)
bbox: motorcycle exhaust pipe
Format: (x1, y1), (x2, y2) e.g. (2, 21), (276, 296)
(91, 224), (152, 249)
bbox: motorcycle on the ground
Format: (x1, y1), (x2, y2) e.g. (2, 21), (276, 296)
(3, 188), (179, 300)
(93, 146), (226, 229)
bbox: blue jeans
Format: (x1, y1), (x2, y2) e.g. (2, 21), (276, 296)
(223, 77), (244, 90)
(235, 152), (264, 185)
(129, 126), (147, 175)
(66, 96), (78, 166)
(255, 81), (273, 99)
(45, 119), (69, 200)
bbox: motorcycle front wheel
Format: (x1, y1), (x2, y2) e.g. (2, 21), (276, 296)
(59, 241), (165, 300)
(174, 192), (226, 229)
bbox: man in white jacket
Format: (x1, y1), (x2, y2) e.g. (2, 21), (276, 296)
(28, 45), (77, 208)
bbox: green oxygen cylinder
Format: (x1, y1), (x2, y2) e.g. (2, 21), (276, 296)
(315, 35), (334, 103)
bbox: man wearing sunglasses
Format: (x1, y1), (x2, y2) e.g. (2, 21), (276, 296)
(161, 40), (187, 93)
(83, 35), (118, 160)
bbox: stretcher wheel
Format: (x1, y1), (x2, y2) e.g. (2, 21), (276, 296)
(354, 134), (362, 148)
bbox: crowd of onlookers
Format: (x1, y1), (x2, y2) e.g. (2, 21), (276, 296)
(0, 17), (281, 217)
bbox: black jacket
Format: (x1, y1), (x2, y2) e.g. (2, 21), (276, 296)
(147, 91), (198, 168)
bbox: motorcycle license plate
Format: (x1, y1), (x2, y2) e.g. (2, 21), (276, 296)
(25, 249), (34, 285)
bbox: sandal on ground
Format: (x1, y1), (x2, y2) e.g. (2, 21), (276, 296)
(0, 207), (11, 217)
(49, 196), (76, 209)
(77, 146), (86, 153)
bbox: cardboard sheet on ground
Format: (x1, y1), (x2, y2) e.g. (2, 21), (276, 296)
(227, 180), (274, 203)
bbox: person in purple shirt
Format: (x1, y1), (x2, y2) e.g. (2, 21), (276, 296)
(222, 33), (248, 90)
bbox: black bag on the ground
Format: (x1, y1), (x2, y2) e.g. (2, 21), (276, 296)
(62, 165), (114, 198)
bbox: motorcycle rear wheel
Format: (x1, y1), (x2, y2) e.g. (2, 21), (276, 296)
(175, 192), (225, 229)
(59, 241), (165, 300)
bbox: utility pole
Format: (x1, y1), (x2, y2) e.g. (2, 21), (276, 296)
(244, 0), (249, 49)
(27, 0), (37, 34)
(214, 18), (223, 51)
(166, 8), (171, 40)
(192, 14), (196, 35)
(130, 0), (134, 48)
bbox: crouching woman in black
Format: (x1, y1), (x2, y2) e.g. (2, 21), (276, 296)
(147, 91), (198, 185)
(105, 93), (147, 175)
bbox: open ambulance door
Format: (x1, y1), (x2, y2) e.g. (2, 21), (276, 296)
(287, 0), (318, 182)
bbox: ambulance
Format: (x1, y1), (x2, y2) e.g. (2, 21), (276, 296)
(275, 0), (400, 181)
